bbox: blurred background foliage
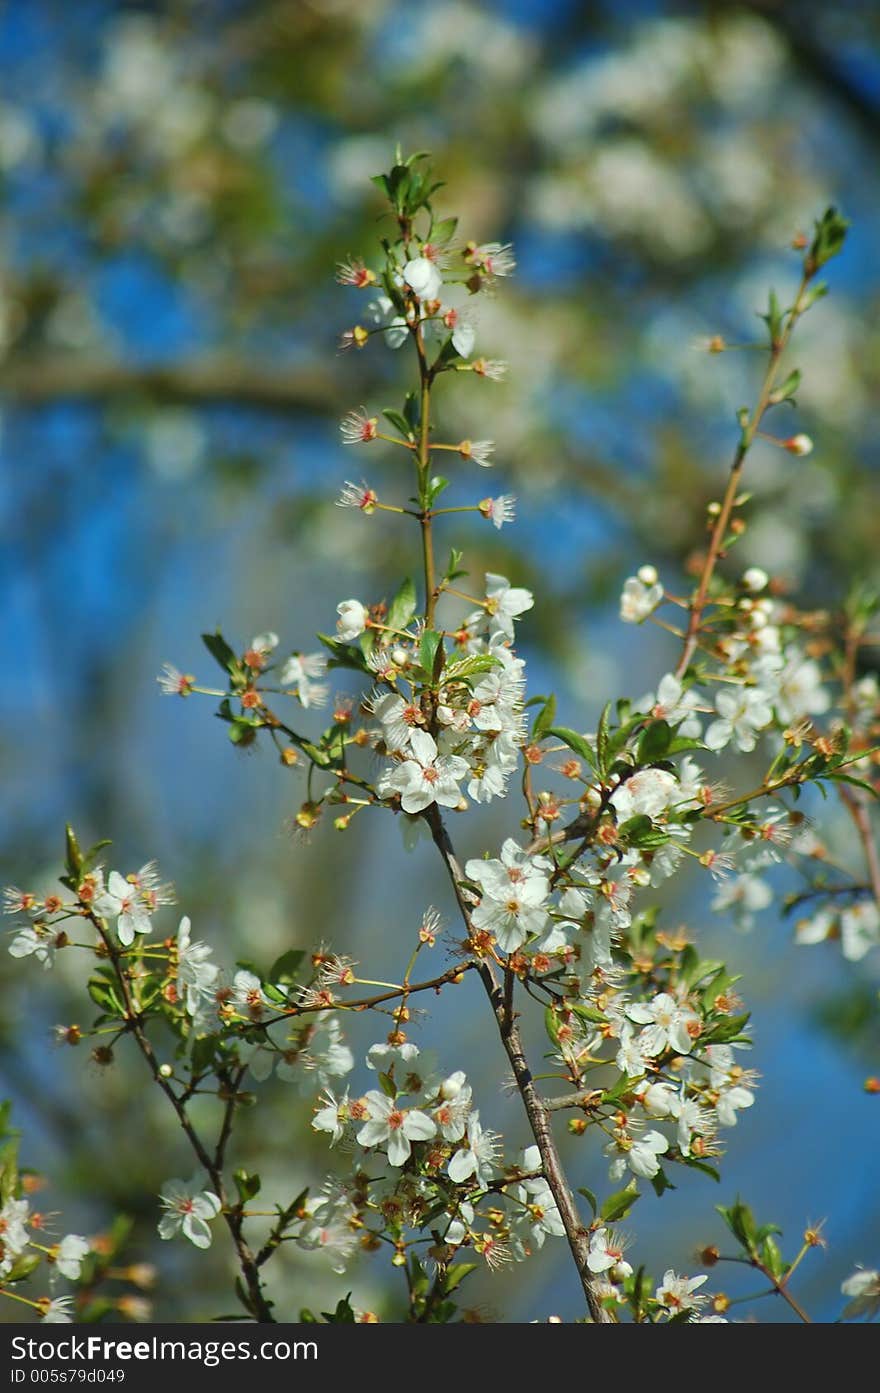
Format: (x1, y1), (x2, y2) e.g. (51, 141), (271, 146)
(1, 0), (878, 1322)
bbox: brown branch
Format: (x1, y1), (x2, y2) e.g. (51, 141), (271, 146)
(675, 267), (812, 679)
(425, 807), (613, 1324)
(259, 962), (476, 1028)
(86, 912), (274, 1322)
(1, 355), (347, 417)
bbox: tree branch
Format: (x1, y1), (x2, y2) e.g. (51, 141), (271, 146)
(1, 355), (348, 417)
(424, 807), (613, 1324)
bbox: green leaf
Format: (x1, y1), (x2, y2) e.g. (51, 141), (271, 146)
(760, 288), (784, 345)
(706, 1011), (751, 1044)
(596, 702), (612, 774)
(444, 1262), (478, 1293)
(444, 653), (499, 683)
(544, 1006), (561, 1046)
(637, 720), (672, 764)
(683, 1157), (721, 1183)
(316, 632), (369, 673)
(808, 206), (849, 270)
(419, 629), (443, 679)
(667, 735), (706, 755)
(649, 1167), (675, 1197)
(427, 475), (450, 505)
(4, 1251), (40, 1283)
(600, 1186), (641, 1223)
(190, 1034), (219, 1074)
(0, 1136), (20, 1204)
(761, 1234), (786, 1281)
(378, 1071), (397, 1100)
(403, 391), (421, 434)
(65, 824), (84, 880)
(387, 577), (417, 633)
(531, 694), (556, 739)
(431, 216), (458, 245)
(201, 630), (238, 674)
(578, 1187), (598, 1218)
(382, 408), (412, 439)
(546, 726), (598, 773)
(617, 814), (669, 850)
(269, 949), (306, 985)
(322, 1295), (356, 1324)
(234, 1170), (262, 1203)
(716, 1198), (758, 1253)
(443, 547), (466, 584)
(770, 368), (801, 404)
(88, 974), (124, 1016)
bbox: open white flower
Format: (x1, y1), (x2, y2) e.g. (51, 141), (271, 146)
(481, 573), (534, 639)
(620, 574), (663, 623)
(176, 916), (219, 1016)
(841, 1268), (880, 1320)
(606, 1127), (669, 1182)
(53, 1234), (90, 1281)
(403, 256), (442, 301)
(448, 1112), (500, 1185)
(356, 1091), (436, 1167)
(41, 1297), (74, 1323)
(587, 1227), (632, 1279)
(655, 1270), (708, 1314)
(336, 599), (368, 641)
(312, 1089), (350, 1146)
(158, 1179), (221, 1249)
(94, 871), (152, 947)
(8, 924), (57, 969)
(626, 991), (699, 1057)
(278, 651), (328, 709)
(704, 687), (772, 753)
(383, 730), (468, 814)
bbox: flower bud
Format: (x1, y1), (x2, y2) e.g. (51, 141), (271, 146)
(742, 567), (769, 592)
(784, 433), (813, 456)
(637, 564), (658, 586)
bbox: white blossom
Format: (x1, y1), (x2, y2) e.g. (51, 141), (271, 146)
(53, 1234), (90, 1281)
(448, 1113), (500, 1185)
(94, 871), (152, 947)
(356, 1091), (436, 1167)
(382, 730), (468, 814)
(620, 574), (663, 623)
(704, 687), (773, 753)
(158, 1179), (221, 1249)
(336, 599), (369, 641)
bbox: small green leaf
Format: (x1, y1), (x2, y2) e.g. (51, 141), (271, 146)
(4, 1251), (40, 1283)
(600, 1186), (641, 1223)
(637, 719), (672, 764)
(234, 1170), (262, 1203)
(378, 1072), (397, 1100)
(322, 1295), (356, 1324)
(596, 702), (612, 774)
(269, 949), (306, 985)
(65, 825), (83, 880)
(546, 726), (598, 772)
(387, 577), (417, 633)
(382, 408), (413, 439)
(444, 1261), (478, 1293)
(531, 694), (556, 739)
(649, 1167), (675, 1198)
(201, 630), (238, 674)
(419, 629), (443, 678)
(316, 632), (369, 673)
(578, 1187), (598, 1218)
(761, 1234), (786, 1281)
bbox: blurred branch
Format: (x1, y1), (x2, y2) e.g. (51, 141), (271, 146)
(1, 356), (348, 417)
(738, 1), (880, 142)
